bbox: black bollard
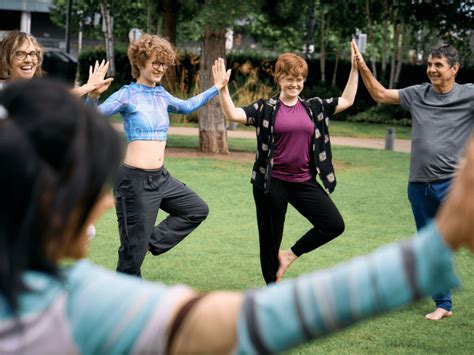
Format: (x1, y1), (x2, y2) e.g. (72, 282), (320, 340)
(227, 121), (238, 131)
(385, 127), (395, 150)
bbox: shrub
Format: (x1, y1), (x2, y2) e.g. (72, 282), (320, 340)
(348, 104), (412, 126)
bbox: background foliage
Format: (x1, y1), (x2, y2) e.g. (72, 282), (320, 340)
(78, 46), (474, 126)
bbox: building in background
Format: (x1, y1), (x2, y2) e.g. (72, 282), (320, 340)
(0, 0), (66, 49)
(0, 0), (79, 84)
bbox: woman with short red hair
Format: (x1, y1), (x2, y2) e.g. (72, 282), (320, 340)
(213, 45), (359, 284)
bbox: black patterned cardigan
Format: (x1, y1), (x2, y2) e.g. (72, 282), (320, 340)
(241, 94), (339, 193)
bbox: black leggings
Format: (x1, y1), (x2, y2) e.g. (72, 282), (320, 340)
(114, 164), (209, 277)
(253, 177), (345, 284)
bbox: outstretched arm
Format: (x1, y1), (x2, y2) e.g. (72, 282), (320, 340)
(437, 137), (474, 251)
(334, 42), (359, 114)
(168, 136), (474, 353)
(71, 60), (113, 97)
(352, 39), (400, 105)
(212, 58), (247, 124)
(169, 222), (460, 354)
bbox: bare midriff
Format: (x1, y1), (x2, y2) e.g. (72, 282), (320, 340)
(123, 140), (167, 169)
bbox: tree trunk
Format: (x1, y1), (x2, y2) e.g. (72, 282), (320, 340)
(159, 0), (179, 93)
(319, 11), (328, 83)
(393, 24), (408, 88)
(331, 39), (340, 87)
(364, 0), (377, 79)
(304, 0), (316, 59)
(380, 0), (389, 83)
(160, 0), (178, 45)
(100, 1), (115, 76)
(198, 29), (228, 154)
(146, 0), (153, 34)
(389, 23), (400, 89)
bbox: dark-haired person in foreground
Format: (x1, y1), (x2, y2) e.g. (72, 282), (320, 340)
(353, 40), (474, 320)
(0, 79), (473, 354)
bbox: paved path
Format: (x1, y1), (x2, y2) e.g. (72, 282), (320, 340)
(167, 126), (412, 153)
(112, 124), (411, 153)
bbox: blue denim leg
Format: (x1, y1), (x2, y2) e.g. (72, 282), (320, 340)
(407, 179), (452, 311)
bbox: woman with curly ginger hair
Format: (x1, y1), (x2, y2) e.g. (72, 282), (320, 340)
(88, 34), (225, 277)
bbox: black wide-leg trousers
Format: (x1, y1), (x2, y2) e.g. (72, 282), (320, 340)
(253, 177), (345, 284)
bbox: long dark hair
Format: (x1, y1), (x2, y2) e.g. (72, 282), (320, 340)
(0, 79), (122, 313)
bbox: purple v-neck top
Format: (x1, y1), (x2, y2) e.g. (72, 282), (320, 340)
(271, 100), (314, 182)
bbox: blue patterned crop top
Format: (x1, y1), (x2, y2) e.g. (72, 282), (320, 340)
(94, 82), (218, 142)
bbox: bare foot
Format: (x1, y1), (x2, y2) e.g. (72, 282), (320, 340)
(87, 224), (96, 240)
(276, 249), (298, 282)
(425, 308), (453, 321)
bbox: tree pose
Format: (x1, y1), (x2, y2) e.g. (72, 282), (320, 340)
(88, 34), (225, 277)
(212, 43), (358, 284)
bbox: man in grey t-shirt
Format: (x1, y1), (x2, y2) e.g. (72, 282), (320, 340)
(352, 40), (474, 321)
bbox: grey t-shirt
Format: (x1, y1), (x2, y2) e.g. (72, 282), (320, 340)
(399, 82), (474, 182)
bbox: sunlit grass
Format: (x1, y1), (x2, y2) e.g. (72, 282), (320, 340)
(89, 142), (472, 354)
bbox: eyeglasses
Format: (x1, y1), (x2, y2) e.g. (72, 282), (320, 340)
(152, 61), (168, 70)
(15, 51), (39, 60)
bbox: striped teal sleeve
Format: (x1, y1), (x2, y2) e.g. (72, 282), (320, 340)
(65, 261), (192, 354)
(235, 222), (459, 354)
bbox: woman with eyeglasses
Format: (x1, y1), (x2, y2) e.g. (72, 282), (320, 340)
(0, 30), (112, 95)
(0, 30), (112, 240)
(87, 34), (225, 277)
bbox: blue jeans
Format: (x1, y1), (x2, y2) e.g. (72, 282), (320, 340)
(408, 179), (452, 311)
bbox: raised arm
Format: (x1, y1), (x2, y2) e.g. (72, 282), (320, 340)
(166, 85), (218, 114)
(85, 86), (128, 118)
(71, 60), (113, 97)
(334, 42), (359, 114)
(352, 39), (400, 105)
(212, 58), (247, 124)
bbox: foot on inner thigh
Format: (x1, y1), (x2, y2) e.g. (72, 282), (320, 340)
(424, 308), (453, 321)
(276, 249), (298, 282)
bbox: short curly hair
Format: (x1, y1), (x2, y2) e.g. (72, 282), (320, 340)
(127, 34), (176, 79)
(274, 53), (308, 82)
(0, 31), (44, 80)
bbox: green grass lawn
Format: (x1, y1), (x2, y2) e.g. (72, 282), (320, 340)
(88, 142), (472, 354)
(329, 120), (412, 140)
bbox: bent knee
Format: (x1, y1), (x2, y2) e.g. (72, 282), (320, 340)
(325, 217), (345, 237)
(190, 201), (209, 221)
(334, 220), (345, 236)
